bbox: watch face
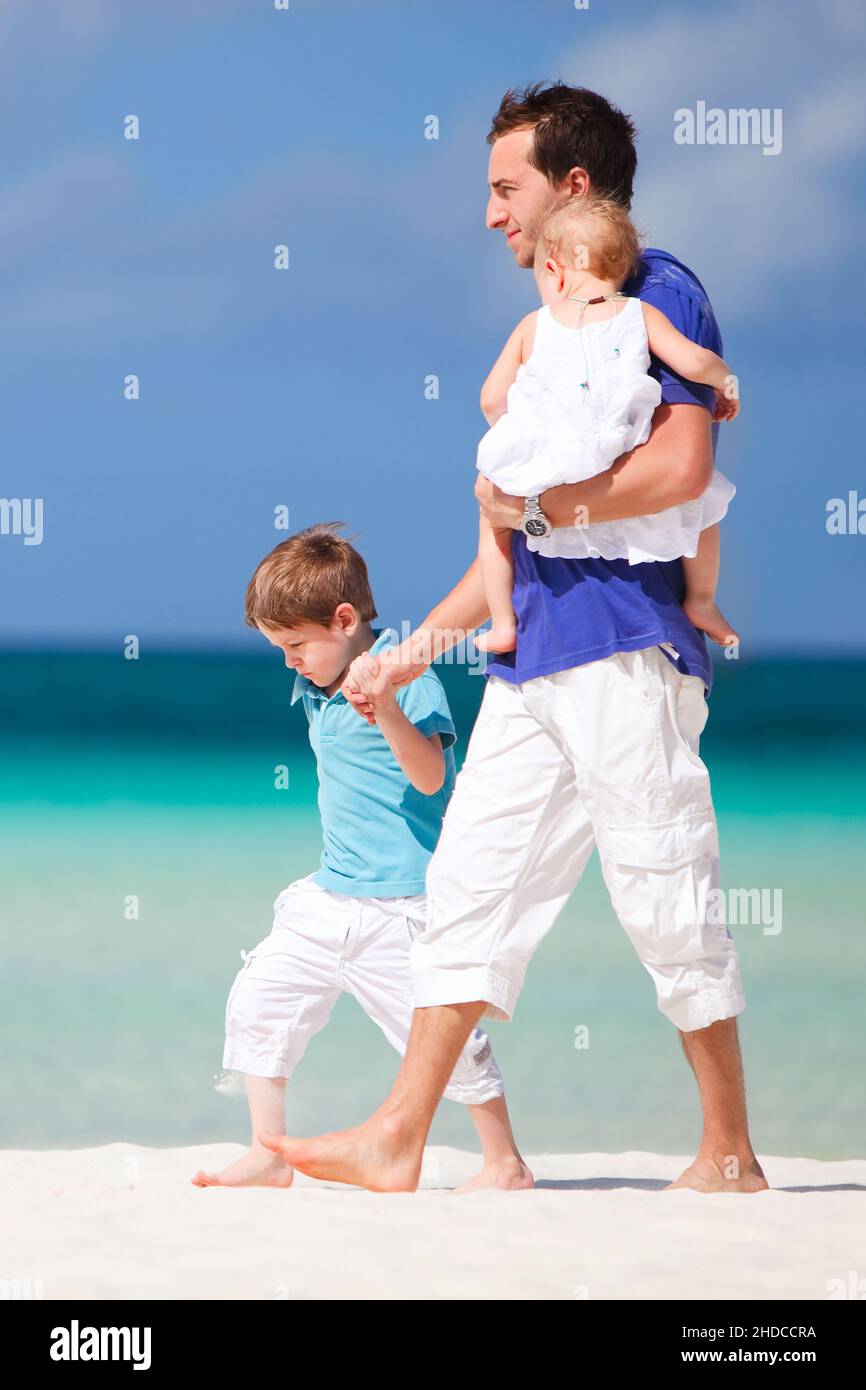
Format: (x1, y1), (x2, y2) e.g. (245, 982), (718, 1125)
(524, 517), (549, 537)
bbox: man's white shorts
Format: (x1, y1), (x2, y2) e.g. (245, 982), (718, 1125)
(223, 873), (504, 1106)
(413, 644), (747, 1033)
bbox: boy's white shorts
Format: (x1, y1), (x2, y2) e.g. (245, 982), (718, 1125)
(223, 874), (504, 1106)
(413, 644), (747, 1034)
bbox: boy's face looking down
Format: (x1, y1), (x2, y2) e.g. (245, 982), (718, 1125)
(256, 603), (362, 691)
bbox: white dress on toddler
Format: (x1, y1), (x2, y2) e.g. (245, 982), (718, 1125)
(476, 295), (735, 563)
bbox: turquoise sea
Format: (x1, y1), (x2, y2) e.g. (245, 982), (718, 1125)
(2, 652), (864, 1159)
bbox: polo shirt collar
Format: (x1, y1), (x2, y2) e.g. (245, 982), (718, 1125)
(290, 628), (393, 705)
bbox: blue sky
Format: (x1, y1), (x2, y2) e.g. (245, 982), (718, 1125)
(2, 0), (865, 654)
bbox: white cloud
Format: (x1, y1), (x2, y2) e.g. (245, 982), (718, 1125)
(0, 1), (862, 343)
(552, 0), (866, 319)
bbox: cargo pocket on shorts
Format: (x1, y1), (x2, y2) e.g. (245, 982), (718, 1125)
(600, 812), (718, 871)
(224, 941), (312, 1075)
(596, 813), (724, 966)
(224, 947), (258, 1032)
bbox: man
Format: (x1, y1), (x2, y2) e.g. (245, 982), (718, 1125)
(261, 83), (768, 1195)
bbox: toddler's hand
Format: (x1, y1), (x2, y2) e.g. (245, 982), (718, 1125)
(713, 384), (740, 422)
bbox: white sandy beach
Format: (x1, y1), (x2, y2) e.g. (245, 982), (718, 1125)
(2, 1144), (864, 1301)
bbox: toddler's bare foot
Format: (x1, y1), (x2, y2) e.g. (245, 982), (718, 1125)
(474, 623), (517, 654)
(683, 597), (739, 648)
(452, 1155), (535, 1194)
(191, 1147), (295, 1188)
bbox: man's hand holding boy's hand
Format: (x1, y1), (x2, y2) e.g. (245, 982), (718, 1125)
(341, 645), (445, 794)
(342, 642), (430, 724)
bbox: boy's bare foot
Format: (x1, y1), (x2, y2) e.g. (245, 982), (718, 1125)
(191, 1147), (295, 1189)
(474, 623), (518, 654)
(664, 1152), (769, 1193)
(258, 1108), (423, 1192)
(683, 597), (739, 648)
(452, 1156), (535, 1194)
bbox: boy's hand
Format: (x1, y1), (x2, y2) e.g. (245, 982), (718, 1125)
(342, 652), (385, 725)
(342, 642), (429, 724)
(342, 652), (397, 725)
(355, 652), (398, 716)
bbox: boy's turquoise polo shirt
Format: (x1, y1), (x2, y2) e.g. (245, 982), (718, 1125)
(290, 629), (457, 897)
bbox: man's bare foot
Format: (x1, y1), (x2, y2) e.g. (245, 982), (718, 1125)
(190, 1147), (295, 1189)
(683, 597), (739, 648)
(474, 623), (517, 654)
(452, 1156), (535, 1194)
(664, 1152), (769, 1193)
(258, 1109), (423, 1192)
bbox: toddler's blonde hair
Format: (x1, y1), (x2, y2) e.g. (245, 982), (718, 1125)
(535, 194), (642, 285)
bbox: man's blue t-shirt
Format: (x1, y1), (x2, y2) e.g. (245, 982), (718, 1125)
(484, 248), (722, 694)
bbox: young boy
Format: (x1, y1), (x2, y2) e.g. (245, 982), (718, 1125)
(192, 523), (532, 1192)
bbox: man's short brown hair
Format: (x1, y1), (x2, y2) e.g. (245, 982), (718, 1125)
(487, 81), (637, 209)
(244, 522), (377, 631)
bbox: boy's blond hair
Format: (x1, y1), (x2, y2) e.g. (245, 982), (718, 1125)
(535, 193), (641, 285)
(244, 522), (377, 631)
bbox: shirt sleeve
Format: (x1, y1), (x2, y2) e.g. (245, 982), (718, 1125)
(640, 283), (719, 414)
(396, 671), (457, 750)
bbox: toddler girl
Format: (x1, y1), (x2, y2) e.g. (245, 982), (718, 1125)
(474, 195), (740, 654)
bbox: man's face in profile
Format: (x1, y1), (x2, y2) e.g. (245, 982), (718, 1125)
(485, 127), (569, 268)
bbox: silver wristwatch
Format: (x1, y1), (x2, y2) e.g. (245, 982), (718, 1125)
(520, 495), (553, 539)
